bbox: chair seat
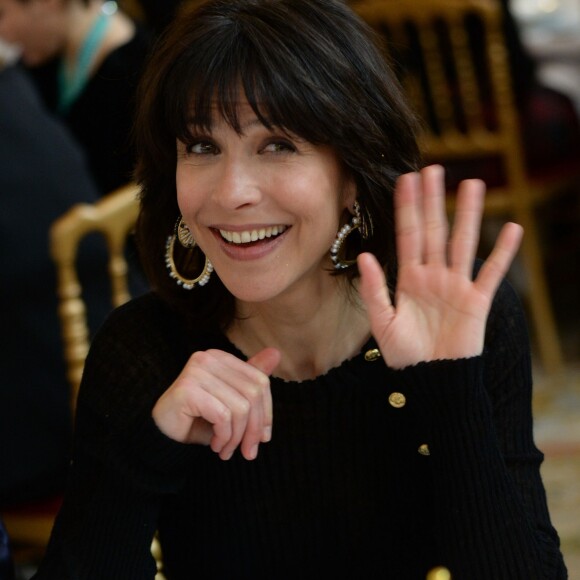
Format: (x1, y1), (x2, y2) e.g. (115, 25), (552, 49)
(1, 494), (63, 548)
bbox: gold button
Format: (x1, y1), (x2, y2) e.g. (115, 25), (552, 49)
(427, 567), (451, 580)
(418, 444), (430, 456)
(388, 392), (406, 408)
(364, 348), (381, 361)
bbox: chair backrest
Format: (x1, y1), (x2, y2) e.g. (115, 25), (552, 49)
(49, 182), (166, 578)
(49, 182), (141, 411)
(353, 0), (568, 374)
(353, 0), (527, 208)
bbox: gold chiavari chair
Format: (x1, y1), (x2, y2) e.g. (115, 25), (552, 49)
(2, 183), (164, 578)
(353, 0), (580, 373)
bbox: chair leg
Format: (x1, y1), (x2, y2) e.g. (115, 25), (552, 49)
(151, 535), (166, 580)
(515, 206), (564, 373)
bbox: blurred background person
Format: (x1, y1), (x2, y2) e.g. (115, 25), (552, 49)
(498, 0), (580, 172)
(0, 39), (146, 511)
(0, 0), (152, 196)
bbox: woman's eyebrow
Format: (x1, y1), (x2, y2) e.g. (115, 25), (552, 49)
(184, 113), (286, 136)
(185, 116), (266, 130)
(239, 118), (268, 132)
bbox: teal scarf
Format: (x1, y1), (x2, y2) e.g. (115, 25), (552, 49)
(57, 1), (117, 114)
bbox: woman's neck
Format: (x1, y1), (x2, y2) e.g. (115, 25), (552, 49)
(57, 1), (134, 112)
(227, 280), (371, 382)
(62, 1), (104, 63)
(62, 1), (134, 71)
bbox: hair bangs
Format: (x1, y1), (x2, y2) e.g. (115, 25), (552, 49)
(165, 13), (334, 146)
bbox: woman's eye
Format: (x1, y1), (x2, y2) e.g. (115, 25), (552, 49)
(187, 141), (218, 155)
(262, 141), (295, 154)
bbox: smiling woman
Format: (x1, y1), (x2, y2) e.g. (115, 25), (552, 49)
(173, 106), (357, 307)
(30, 0), (567, 578)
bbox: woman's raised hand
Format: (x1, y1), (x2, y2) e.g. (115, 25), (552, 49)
(152, 347), (280, 460)
(358, 164), (523, 369)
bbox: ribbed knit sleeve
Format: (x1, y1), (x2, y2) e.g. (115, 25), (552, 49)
(386, 278), (566, 579)
(33, 293), (198, 580)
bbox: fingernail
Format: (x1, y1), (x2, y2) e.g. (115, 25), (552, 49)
(249, 444), (258, 460)
(262, 426), (272, 442)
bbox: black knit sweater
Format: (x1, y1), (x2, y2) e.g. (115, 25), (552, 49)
(34, 280), (566, 579)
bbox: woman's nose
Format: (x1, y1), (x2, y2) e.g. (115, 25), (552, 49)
(212, 158), (262, 210)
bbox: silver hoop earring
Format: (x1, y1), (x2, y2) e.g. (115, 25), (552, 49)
(165, 217), (214, 289)
(330, 201), (362, 269)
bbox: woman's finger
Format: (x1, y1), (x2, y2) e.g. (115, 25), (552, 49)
(178, 350), (269, 459)
(210, 349), (278, 460)
(237, 384), (267, 460)
(449, 178), (485, 276)
(177, 380), (234, 452)
(216, 393), (251, 460)
(181, 361), (245, 455)
(248, 348), (280, 444)
(207, 367), (266, 460)
(394, 171), (423, 267)
(357, 252), (394, 335)
(474, 222), (524, 299)
(421, 165), (449, 265)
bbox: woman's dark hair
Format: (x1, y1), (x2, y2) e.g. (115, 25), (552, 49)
(133, 0), (421, 330)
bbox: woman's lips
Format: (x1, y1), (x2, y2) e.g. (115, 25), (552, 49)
(218, 225), (288, 243)
(211, 225), (290, 261)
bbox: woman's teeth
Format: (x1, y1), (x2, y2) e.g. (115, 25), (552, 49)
(219, 225), (287, 244)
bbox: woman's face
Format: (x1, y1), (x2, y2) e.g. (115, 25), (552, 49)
(176, 100), (356, 304)
(0, 0), (67, 66)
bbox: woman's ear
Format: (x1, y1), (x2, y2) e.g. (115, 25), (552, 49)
(342, 174), (358, 213)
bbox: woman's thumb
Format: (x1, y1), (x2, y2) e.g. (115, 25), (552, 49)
(248, 347), (281, 376)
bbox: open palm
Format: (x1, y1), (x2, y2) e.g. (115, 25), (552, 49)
(358, 165), (523, 369)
